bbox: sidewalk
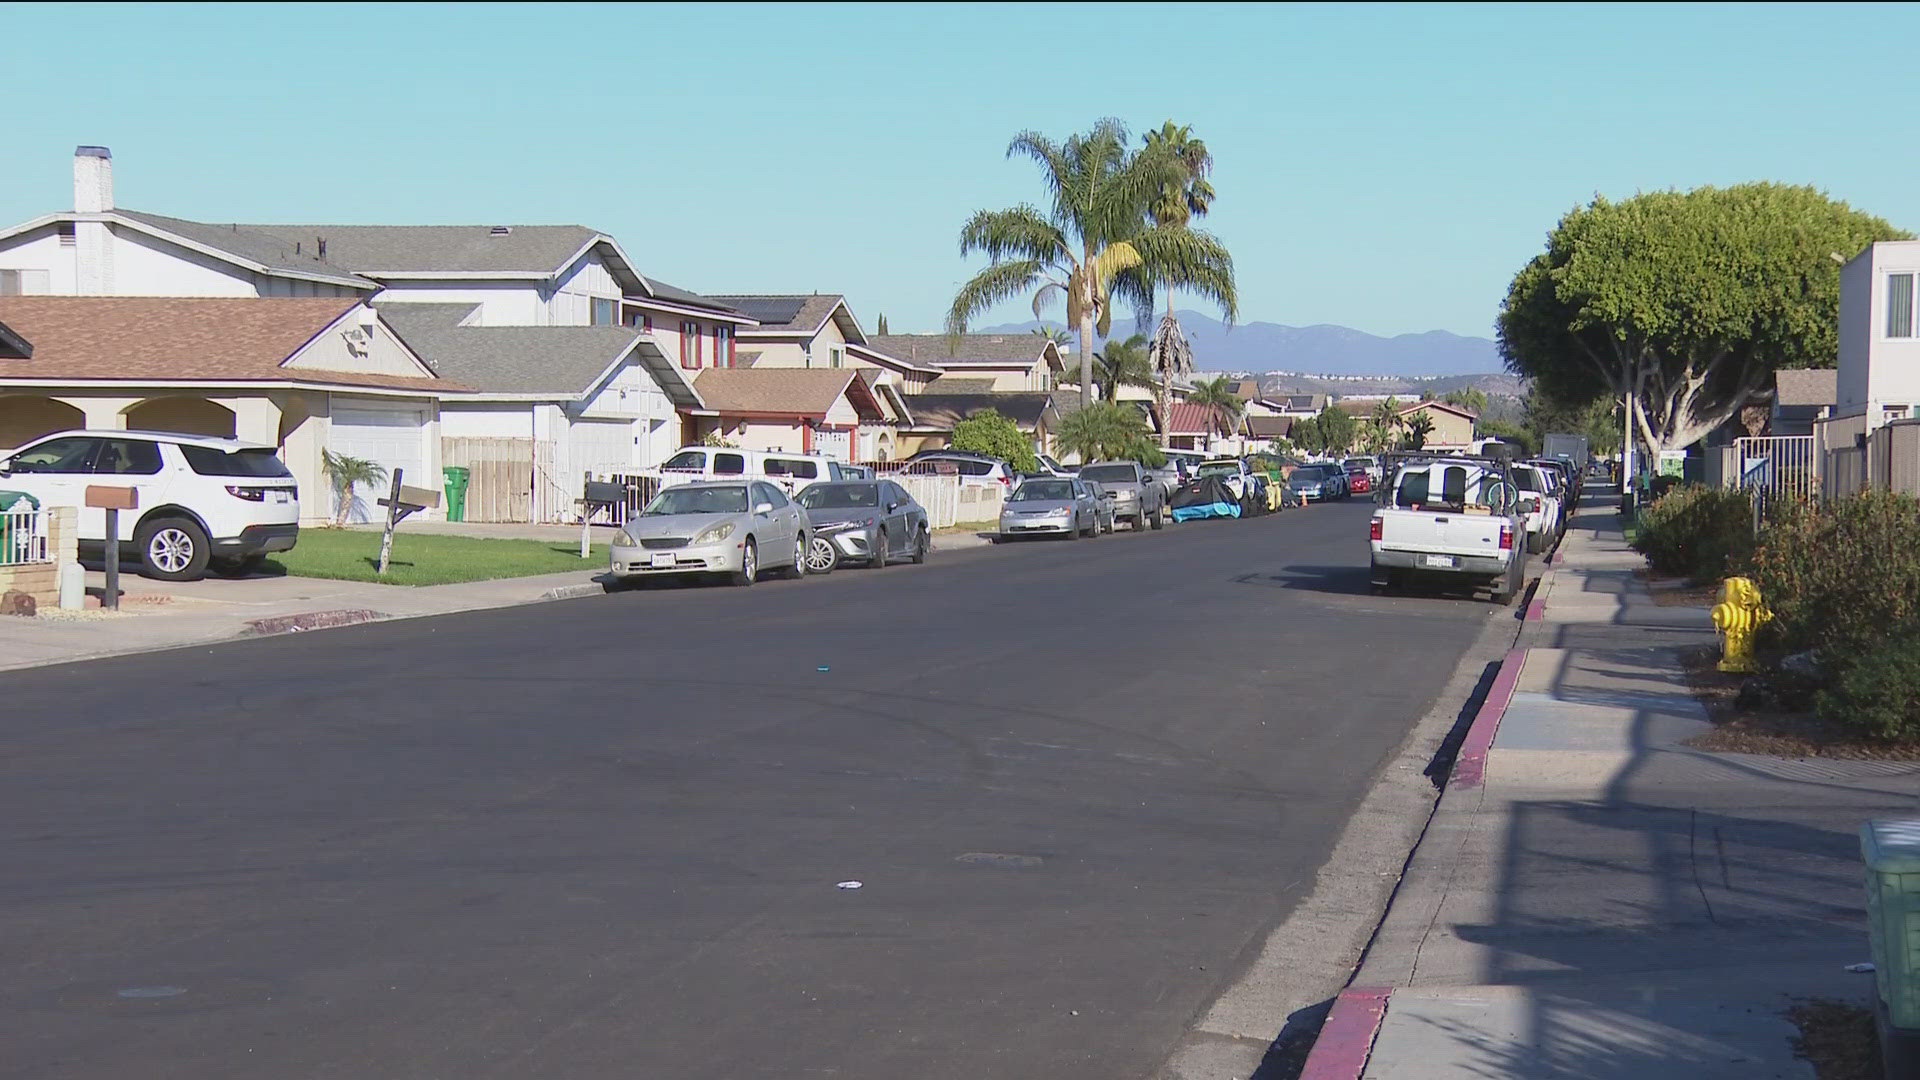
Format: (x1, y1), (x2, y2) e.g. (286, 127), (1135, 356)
(1306, 489), (1920, 1079)
(0, 565), (614, 673)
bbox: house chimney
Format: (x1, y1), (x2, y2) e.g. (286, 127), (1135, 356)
(72, 146), (115, 293)
(73, 146), (113, 212)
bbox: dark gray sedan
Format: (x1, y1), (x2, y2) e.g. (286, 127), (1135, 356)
(796, 479), (930, 572)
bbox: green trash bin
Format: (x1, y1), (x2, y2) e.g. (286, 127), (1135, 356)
(1863, 820), (1920, 1030)
(442, 467), (470, 523)
(0, 490), (40, 566)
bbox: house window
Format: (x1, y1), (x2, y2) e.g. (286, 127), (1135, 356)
(57, 222), (76, 248)
(626, 312), (653, 333)
(716, 324), (734, 367)
(1888, 273), (1916, 338)
(681, 321), (702, 368)
(829, 346), (845, 369)
(591, 298), (617, 326)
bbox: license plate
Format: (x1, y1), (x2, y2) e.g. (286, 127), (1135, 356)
(270, 491), (290, 504)
(651, 553), (677, 568)
(1422, 554), (1457, 569)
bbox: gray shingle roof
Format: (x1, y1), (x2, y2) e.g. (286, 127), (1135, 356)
(377, 302), (694, 404)
(1775, 368), (1838, 407)
(117, 210), (369, 285)
(234, 222), (601, 275)
(870, 333), (1055, 366)
(925, 376), (999, 394)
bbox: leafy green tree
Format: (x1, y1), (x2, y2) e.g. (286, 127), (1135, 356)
(1292, 412), (1326, 453)
(950, 409), (1037, 473)
(1476, 419), (1537, 456)
(1522, 388), (1620, 457)
(1404, 412), (1436, 450)
(946, 119), (1236, 410)
(1498, 183), (1906, 453)
(875, 313), (889, 335)
(321, 449), (388, 528)
(1091, 333), (1153, 402)
(1055, 402), (1162, 464)
(1314, 406), (1358, 454)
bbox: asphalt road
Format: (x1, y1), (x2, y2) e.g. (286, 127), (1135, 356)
(2, 500), (1507, 1080)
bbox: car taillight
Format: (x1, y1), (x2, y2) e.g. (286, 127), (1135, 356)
(1000, 474), (1011, 487)
(1370, 518), (1383, 541)
(225, 486), (266, 501)
(1499, 525), (1514, 550)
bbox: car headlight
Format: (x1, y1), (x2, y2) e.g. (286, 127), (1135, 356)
(694, 521), (736, 545)
(616, 528), (638, 546)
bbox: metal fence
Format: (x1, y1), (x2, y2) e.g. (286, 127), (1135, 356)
(1732, 435), (1816, 501)
(1, 506), (50, 566)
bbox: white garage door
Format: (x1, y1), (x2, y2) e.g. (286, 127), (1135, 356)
(330, 403), (429, 523)
(569, 418), (636, 476)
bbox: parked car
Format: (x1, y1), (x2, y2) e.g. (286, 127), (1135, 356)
(1346, 469), (1373, 496)
(902, 450), (1017, 489)
(0, 430), (299, 581)
(1509, 463), (1560, 553)
(654, 446), (851, 496)
(795, 479), (929, 572)
(1030, 453), (1078, 477)
(1082, 479), (1118, 534)
(1287, 464), (1345, 503)
(1369, 456), (1526, 603)
(609, 480), (811, 587)
(1077, 461), (1168, 531)
(1344, 456), (1384, 484)
(997, 477), (1103, 540)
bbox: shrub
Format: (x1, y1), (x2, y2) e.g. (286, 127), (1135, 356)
(950, 409), (1038, 473)
(1630, 484), (1755, 582)
(1749, 491), (1920, 666)
(1817, 634), (1920, 740)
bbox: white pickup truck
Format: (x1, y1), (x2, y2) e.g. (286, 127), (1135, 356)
(1369, 457), (1527, 603)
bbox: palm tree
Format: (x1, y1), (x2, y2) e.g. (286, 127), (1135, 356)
(1404, 412), (1436, 450)
(1091, 333), (1152, 402)
(321, 449), (388, 527)
(1370, 397), (1405, 449)
(947, 119), (1235, 410)
(1187, 375), (1247, 449)
(1055, 401), (1157, 464)
(1030, 326), (1072, 347)
(1127, 122), (1235, 447)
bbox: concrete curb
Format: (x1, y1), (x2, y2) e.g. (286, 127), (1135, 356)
(1297, 985), (1394, 1080)
(1449, 647), (1526, 789)
(243, 609), (388, 636)
(539, 582), (611, 602)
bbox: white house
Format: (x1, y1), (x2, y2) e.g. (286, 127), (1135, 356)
(1833, 240), (1920, 438)
(0, 145), (754, 520)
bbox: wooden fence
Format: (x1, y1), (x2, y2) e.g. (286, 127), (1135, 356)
(441, 437), (536, 523)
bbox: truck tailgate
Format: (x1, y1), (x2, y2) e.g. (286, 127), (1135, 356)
(1377, 508), (1505, 557)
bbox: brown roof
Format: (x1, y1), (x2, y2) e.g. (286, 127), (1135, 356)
(0, 296), (462, 391)
(1247, 415), (1295, 437)
(1775, 368), (1838, 407)
(902, 392), (1054, 431)
(924, 376), (999, 394)
(693, 367), (884, 421)
(1165, 402), (1237, 436)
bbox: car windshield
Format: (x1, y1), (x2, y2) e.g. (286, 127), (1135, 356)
(1513, 469), (1543, 492)
(181, 445), (292, 477)
(661, 450), (706, 471)
(1291, 468), (1322, 482)
(1078, 464), (1138, 483)
(1012, 480), (1075, 501)
(797, 483), (879, 509)
(642, 486), (748, 515)
(1344, 458), (1374, 469)
(1394, 464), (1494, 510)
(1197, 462), (1239, 477)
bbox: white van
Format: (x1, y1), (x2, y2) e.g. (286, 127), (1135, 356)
(653, 446), (852, 495)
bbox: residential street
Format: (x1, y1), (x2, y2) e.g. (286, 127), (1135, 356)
(4, 503), (1505, 1080)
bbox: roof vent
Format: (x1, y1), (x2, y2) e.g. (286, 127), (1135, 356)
(489, 226), (512, 236)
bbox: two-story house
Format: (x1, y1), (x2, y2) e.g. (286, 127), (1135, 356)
(1830, 241), (1920, 442)
(0, 146), (749, 520)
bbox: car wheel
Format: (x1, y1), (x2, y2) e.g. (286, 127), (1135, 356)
(731, 538), (757, 587)
(804, 534), (839, 575)
(783, 534), (809, 579)
(910, 526), (929, 564)
(137, 516), (211, 582)
(1150, 505), (1165, 529)
(871, 529), (888, 568)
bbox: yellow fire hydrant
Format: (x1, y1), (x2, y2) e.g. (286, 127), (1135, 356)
(1711, 576), (1772, 674)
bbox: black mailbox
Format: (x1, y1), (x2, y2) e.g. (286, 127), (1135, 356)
(583, 480), (626, 507)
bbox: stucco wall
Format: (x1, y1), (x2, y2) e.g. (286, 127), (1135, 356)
(284, 310), (432, 377)
(439, 404), (535, 439)
(1839, 251), (1872, 415)
(1867, 242), (1920, 415)
(376, 281), (545, 325)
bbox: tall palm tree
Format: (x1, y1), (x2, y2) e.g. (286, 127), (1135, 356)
(1187, 375), (1247, 447)
(1371, 397), (1405, 449)
(947, 119), (1235, 410)
(1148, 314), (1193, 447)
(1127, 122), (1234, 446)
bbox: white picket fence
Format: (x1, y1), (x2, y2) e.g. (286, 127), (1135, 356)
(889, 474), (1004, 528)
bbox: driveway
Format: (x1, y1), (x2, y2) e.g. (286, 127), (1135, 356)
(2, 503), (1504, 1080)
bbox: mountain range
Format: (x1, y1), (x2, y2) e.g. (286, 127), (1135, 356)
(977, 311), (1506, 377)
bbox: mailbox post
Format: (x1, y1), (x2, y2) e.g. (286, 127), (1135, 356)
(86, 485), (137, 610)
(578, 476), (626, 559)
(373, 468), (440, 576)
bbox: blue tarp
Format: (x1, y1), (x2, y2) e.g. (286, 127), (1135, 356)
(1172, 502), (1240, 522)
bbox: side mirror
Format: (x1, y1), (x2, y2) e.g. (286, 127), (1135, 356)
(753, 502), (773, 516)
(886, 501), (900, 512)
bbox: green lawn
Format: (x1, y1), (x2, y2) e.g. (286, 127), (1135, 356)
(267, 529), (606, 586)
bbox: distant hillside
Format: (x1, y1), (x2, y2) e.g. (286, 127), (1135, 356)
(977, 310), (1504, 377)
(1221, 371), (1528, 400)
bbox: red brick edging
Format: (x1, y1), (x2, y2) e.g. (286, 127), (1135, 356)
(1298, 985), (1394, 1079)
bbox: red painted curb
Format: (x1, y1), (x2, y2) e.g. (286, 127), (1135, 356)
(1524, 596), (1546, 621)
(1299, 985), (1394, 1080)
(243, 609), (387, 636)
(1450, 648), (1526, 789)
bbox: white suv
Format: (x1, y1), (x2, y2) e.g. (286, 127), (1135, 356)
(0, 430), (300, 581)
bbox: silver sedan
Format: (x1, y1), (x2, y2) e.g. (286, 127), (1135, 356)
(997, 477), (1104, 540)
(609, 480), (811, 586)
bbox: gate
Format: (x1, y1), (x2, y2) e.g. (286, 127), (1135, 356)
(441, 437), (535, 522)
(1733, 436), (1815, 501)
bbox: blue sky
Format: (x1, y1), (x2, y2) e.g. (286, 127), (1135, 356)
(2, 2), (1912, 339)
